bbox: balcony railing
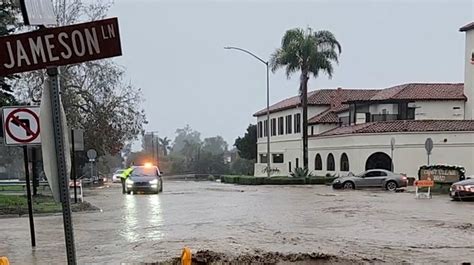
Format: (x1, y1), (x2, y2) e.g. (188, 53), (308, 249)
(371, 114), (399, 122)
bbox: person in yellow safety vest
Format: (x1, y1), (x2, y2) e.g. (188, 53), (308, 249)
(120, 166), (134, 194)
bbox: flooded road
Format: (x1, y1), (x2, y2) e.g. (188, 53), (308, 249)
(1, 181), (473, 264)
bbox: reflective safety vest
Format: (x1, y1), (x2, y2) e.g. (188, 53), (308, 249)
(120, 167), (133, 179)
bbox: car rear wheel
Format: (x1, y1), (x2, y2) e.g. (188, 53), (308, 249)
(343, 181), (355, 190)
(386, 181), (398, 191)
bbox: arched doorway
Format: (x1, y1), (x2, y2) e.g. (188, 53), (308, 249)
(327, 153), (335, 171)
(315, 154), (322, 170)
(365, 152), (392, 171)
(340, 153), (349, 172)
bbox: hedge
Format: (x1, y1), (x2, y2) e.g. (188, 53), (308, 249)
(221, 175), (336, 185)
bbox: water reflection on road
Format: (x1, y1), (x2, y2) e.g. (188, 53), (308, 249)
(2, 181), (474, 264)
(122, 194), (163, 242)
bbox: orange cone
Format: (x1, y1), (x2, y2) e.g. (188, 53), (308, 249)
(0, 257), (10, 265)
(181, 247), (192, 265)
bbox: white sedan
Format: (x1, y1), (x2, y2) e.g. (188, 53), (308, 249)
(112, 169), (125, 183)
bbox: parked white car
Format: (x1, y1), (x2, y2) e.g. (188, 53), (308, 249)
(112, 169), (125, 183)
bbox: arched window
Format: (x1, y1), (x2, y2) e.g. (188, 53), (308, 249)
(327, 153), (335, 171)
(315, 154), (322, 170)
(340, 153), (349, 171)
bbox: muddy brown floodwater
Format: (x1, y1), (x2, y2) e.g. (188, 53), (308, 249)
(0, 181), (473, 264)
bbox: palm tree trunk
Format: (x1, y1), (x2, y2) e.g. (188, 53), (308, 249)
(300, 73), (309, 170)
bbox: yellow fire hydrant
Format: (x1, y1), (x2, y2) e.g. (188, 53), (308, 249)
(181, 247), (192, 265)
(0, 257), (10, 265)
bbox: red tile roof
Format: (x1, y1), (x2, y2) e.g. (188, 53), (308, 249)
(460, 22), (474, 32)
(313, 120), (474, 137)
(308, 109), (339, 124)
(254, 83), (465, 117)
(253, 89), (378, 116)
(349, 83), (465, 102)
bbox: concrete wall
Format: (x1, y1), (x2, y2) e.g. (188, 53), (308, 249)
(464, 29), (474, 119)
(256, 106), (328, 143)
(255, 105), (330, 176)
(414, 101), (465, 120)
(255, 138), (302, 177)
(308, 131), (474, 178)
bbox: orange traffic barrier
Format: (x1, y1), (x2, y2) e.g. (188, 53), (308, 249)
(0, 257), (10, 265)
(414, 180), (434, 187)
(181, 247), (192, 265)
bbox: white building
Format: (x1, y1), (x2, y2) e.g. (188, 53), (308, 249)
(253, 22), (474, 178)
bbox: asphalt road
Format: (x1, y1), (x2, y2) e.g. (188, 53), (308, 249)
(0, 181), (473, 264)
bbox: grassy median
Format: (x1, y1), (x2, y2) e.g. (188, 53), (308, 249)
(0, 194), (99, 216)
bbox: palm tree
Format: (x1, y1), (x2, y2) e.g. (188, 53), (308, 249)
(159, 137), (171, 156)
(270, 27), (341, 170)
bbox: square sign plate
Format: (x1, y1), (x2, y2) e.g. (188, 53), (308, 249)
(2, 106), (41, 145)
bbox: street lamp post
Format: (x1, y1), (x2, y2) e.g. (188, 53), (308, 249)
(224, 46), (271, 178)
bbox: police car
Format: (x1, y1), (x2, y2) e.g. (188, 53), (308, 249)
(125, 164), (163, 194)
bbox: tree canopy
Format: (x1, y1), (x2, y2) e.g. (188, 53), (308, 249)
(0, 1), (20, 107)
(11, 0), (146, 155)
(234, 124), (257, 160)
(270, 27), (341, 169)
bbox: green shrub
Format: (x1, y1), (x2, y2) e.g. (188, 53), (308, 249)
(222, 175), (238, 183)
(264, 177), (306, 185)
(290, 167), (313, 178)
(221, 175), (337, 185)
(208, 175), (216, 181)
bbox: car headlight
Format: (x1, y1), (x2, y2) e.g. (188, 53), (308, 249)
(333, 179), (340, 183)
(126, 179), (134, 184)
(150, 179), (158, 185)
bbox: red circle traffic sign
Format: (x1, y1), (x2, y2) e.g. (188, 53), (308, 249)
(5, 108), (40, 143)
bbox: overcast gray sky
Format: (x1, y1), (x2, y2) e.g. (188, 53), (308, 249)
(108, 0), (474, 147)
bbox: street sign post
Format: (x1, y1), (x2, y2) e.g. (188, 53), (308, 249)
(0, 17), (122, 76)
(0, 16), (122, 265)
(1, 106), (41, 247)
(87, 149), (97, 181)
(425, 138), (434, 165)
(2, 106), (41, 145)
(70, 129), (84, 203)
(46, 67), (76, 263)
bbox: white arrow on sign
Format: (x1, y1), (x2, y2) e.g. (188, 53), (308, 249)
(40, 81), (71, 203)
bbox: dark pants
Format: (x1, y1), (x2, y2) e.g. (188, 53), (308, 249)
(121, 178), (126, 194)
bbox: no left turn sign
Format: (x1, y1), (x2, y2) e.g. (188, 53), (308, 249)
(2, 106), (41, 145)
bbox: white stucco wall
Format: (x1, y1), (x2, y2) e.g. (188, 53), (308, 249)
(463, 29), (474, 119)
(256, 108), (301, 143)
(308, 106), (330, 119)
(308, 131), (474, 178)
(313, 124), (338, 135)
(256, 106), (329, 143)
(414, 101), (465, 120)
(255, 139), (302, 177)
(254, 105), (331, 176)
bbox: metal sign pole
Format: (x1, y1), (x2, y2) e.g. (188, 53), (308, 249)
(47, 67), (76, 265)
(23, 145), (36, 247)
(71, 129), (77, 203)
(32, 147), (38, 196)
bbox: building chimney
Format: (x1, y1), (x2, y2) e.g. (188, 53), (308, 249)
(460, 22), (474, 120)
